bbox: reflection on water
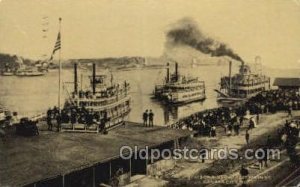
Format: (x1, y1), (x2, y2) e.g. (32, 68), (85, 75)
(162, 102), (205, 125)
(0, 65), (292, 125)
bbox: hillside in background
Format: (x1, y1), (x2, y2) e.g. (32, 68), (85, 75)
(0, 47), (235, 71)
(66, 56), (148, 70)
(0, 53), (33, 69)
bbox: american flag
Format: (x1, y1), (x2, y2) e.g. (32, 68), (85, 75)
(50, 32), (61, 60)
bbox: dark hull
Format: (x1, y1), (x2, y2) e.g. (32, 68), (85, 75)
(155, 94), (206, 106)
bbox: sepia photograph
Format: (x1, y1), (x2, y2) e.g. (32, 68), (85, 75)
(0, 0), (300, 186)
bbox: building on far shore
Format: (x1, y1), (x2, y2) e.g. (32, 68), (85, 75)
(273, 78), (300, 90)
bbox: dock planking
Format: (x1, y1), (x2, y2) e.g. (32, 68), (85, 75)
(0, 121), (191, 186)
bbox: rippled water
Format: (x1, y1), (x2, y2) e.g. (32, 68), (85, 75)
(0, 65), (296, 125)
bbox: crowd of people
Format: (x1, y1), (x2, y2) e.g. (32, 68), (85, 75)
(240, 119), (300, 186)
(170, 89), (300, 138)
(46, 106), (108, 132)
(278, 119), (300, 163)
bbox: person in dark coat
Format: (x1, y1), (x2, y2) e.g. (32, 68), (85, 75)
(56, 113), (61, 132)
(239, 116), (244, 126)
(240, 165), (249, 185)
(143, 110), (148, 126)
(256, 113), (260, 124)
(287, 106), (292, 118)
(266, 135), (272, 149)
(149, 110), (154, 127)
(249, 118), (255, 130)
(210, 125), (216, 137)
(199, 145), (207, 163)
(71, 110), (77, 125)
(263, 146), (269, 167)
(47, 109), (53, 131)
(228, 123), (233, 136)
(245, 130), (250, 145)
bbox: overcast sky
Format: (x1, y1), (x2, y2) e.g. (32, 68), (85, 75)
(0, 0), (299, 68)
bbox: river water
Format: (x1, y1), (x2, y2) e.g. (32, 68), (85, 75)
(0, 65), (297, 125)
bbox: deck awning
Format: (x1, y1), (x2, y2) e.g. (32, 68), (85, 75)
(273, 78), (300, 87)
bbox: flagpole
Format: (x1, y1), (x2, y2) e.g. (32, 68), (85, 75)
(58, 17), (62, 114)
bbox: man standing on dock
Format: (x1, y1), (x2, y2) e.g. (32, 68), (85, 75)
(56, 113), (61, 132)
(47, 108), (53, 131)
(245, 130), (250, 145)
(143, 110), (148, 126)
(149, 110), (154, 127)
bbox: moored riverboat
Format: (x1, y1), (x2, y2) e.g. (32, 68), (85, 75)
(216, 59), (270, 102)
(61, 63), (131, 132)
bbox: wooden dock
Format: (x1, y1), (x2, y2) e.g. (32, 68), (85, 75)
(0, 121), (191, 187)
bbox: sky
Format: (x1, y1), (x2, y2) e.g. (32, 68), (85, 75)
(0, 0), (299, 68)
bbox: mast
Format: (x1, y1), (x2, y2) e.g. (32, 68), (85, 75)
(58, 17), (62, 113)
(175, 62), (178, 81)
(74, 63), (78, 94)
(166, 63), (170, 83)
(81, 74), (83, 90)
(92, 63), (96, 95)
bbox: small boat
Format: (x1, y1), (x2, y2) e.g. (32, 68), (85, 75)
(2, 72), (14, 76)
(154, 62), (206, 104)
(16, 68), (45, 77)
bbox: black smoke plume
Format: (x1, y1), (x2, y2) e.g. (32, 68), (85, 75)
(166, 18), (243, 63)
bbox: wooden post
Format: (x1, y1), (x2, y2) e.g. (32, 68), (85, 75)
(109, 162), (112, 178)
(129, 158), (132, 177)
(74, 63), (78, 94)
(92, 63), (96, 95)
(145, 158), (148, 176)
(62, 174), (65, 187)
(92, 167), (96, 187)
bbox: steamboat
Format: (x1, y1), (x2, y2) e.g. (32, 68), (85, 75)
(216, 59), (270, 102)
(154, 62), (206, 104)
(61, 63), (131, 132)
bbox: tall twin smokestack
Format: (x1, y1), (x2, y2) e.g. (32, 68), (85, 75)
(166, 18), (244, 64)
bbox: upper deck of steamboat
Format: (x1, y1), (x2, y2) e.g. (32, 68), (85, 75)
(221, 74), (270, 88)
(221, 64), (270, 89)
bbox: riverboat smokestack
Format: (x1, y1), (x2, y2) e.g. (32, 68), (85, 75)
(92, 63), (96, 95)
(166, 63), (170, 83)
(229, 61), (232, 94)
(241, 61), (245, 76)
(74, 63), (78, 94)
(175, 62), (178, 81)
